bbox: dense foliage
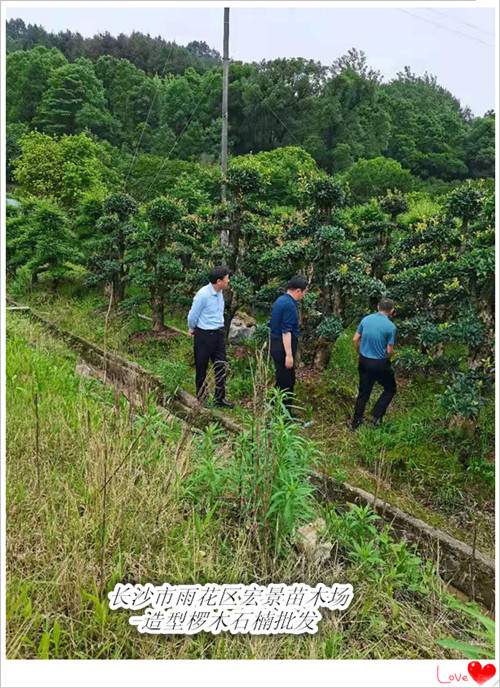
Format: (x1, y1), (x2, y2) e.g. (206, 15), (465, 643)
(6, 20), (495, 434)
(7, 20), (495, 180)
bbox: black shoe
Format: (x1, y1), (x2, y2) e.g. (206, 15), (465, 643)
(215, 399), (235, 409)
(350, 419), (363, 431)
(371, 417), (382, 427)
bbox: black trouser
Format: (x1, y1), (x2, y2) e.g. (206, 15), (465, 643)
(353, 355), (397, 424)
(270, 335), (298, 412)
(194, 327), (227, 402)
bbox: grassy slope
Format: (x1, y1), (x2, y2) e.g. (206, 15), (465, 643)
(7, 312), (491, 660)
(14, 282), (495, 556)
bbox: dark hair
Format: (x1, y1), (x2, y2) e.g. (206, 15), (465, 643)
(287, 275), (308, 291)
(378, 297), (395, 313)
(208, 266), (230, 284)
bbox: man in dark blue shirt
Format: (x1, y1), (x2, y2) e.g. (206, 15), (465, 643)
(269, 276), (308, 414)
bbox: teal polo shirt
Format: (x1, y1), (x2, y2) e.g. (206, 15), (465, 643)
(357, 312), (396, 360)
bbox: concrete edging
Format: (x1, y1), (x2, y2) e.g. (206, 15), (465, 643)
(313, 474), (495, 610)
(7, 298), (495, 609)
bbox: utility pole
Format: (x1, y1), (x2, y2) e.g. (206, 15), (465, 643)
(221, 7), (230, 205)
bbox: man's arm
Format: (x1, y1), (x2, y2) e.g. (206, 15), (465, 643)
(281, 302), (296, 369)
(282, 331), (293, 369)
(353, 331), (361, 352)
(187, 292), (205, 335)
(386, 327), (396, 357)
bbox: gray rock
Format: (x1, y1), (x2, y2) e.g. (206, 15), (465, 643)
(228, 312), (256, 343)
(295, 518), (333, 565)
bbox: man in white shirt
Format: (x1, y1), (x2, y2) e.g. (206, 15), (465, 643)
(187, 266), (234, 409)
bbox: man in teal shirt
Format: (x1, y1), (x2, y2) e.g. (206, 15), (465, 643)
(351, 298), (397, 429)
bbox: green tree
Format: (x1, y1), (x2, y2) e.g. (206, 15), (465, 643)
(464, 113), (495, 179)
(34, 58), (115, 139)
(229, 146), (319, 207)
(382, 68), (468, 180)
(123, 154), (220, 205)
(6, 46), (67, 124)
(94, 55), (160, 149)
(159, 67), (221, 160)
(233, 58), (325, 156)
(387, 185), (494, 368)
(14, 131), (109, 206)
(343, 156), (415, 203)
(315, 49), (390, 173)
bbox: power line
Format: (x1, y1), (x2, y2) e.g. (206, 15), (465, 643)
(144, 70), (221, 198)
(399, 9), (494, 49)
(426, 8), (495, 39)
(124, 41), (177, 188)
(262, 97), (301, 147)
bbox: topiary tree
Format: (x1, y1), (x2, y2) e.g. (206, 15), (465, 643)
(348, 199), (392, 284)
(445, 180), (483, 236)
(387, 185), (494, 377)
(260, 187), (384, 370)
(303, 174), (346, 223)
(129, 196), (185, 331)
(216, 164), (267, 333)
(379, 189), (408, 220)
(86, 192), (138, 306)
(314, 315), (343, 368)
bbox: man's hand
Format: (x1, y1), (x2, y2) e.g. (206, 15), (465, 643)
(285, 354), (294, 369)
(188, 328), (195, 337)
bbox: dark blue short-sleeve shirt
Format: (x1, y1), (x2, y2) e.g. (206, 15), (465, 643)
(269, 293), (300, 340)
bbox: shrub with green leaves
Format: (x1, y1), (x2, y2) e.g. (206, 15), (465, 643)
(393, 347), (432, 374)
(316, 315), (343, 342)
(14, 131), (110, 206)
(343, 156), (415, 204)
(305, 175), (346, 221)
(226, 165), (263, 198)
(440, 371), (487, 420)
(325, 504), (431, 594)
(7, 198), (76, 287)
(445, 181), (484, 231)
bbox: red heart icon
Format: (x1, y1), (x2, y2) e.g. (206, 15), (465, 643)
(468, 661), (496, 685)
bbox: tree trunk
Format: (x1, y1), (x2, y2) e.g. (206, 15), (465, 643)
(313, 337), (332, 371)
(151, 291), (165, 332)
(228, 207), (242, 273)
(224, 290), (238, 339)
(111, 270), (125, 307)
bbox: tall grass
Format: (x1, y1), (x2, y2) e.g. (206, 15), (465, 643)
(6, 313), (490, 659)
